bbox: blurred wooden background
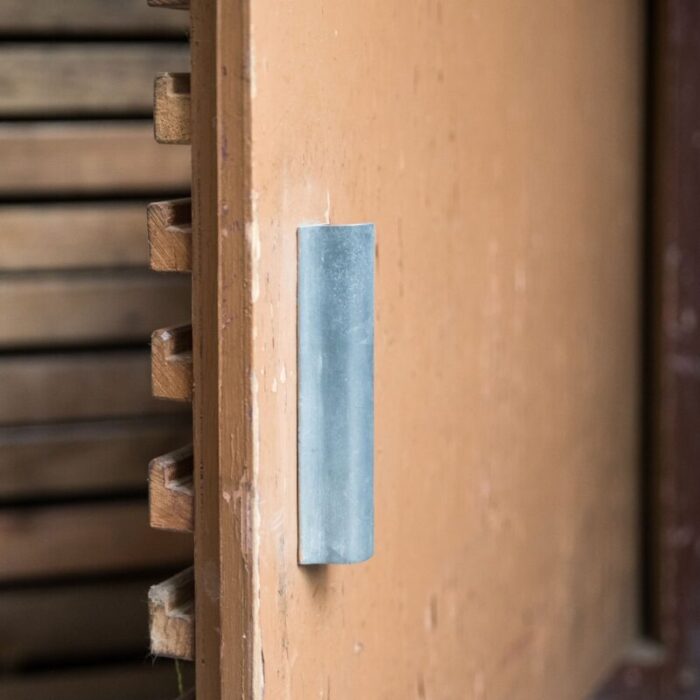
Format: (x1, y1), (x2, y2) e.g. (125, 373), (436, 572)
(0, 2), (192, 697)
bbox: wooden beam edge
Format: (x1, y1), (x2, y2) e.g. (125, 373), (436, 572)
(149, 444), (194, 532)
(149, 566), (194, 660)
(147, 197), (193, 272)
(154, 73), (192, 145)
(151, 324), (193, 401)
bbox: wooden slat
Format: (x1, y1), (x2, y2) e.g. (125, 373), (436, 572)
(149, 0), (191, 9)
(155, 73), (192, 144)
(1, 662), (191, 700)
(149, 445), (194, 532)
(149, 567), (195, 660)
(0, 271), (190, 347)
(0, 351), (181, 426)
(148, 198), (193, 272)
(152, 325), (193, 401)
(0, 415), (191, 500)
(0, 45), (189, 116)
(0, 203), (151, 271)
(0, 501), (191, 581)
(0, 0), (188, 36)
(0, 122), (189, 196)
(0, 577), (158, 669)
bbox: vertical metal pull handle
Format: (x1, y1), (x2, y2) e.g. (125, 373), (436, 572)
(298, 223), (375, 565)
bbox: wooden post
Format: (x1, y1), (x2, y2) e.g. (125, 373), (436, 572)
(190, 0), (254, 696)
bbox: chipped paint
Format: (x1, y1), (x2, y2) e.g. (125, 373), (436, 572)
(251, 368), (263, 698)
(249, 191), (262, 304)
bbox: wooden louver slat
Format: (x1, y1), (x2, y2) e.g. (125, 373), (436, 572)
(0, 415), (191, 500)
(0, 45), (188, 116)
(0, 501), (191, 582)
(0, 271), (190, 348)
(0, 122), (190, 195)
(0, 351), (182, 426)
(0, 203), (151, 272)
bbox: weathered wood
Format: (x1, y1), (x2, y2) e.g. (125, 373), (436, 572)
(0, 123), (189, 195)
(0, 415), (191, 500)
(149, 0), (190, 9)
(190, 0), (253, 696)
(0, 501), (191, 581)
(0, 0), (189, 35)
(149, 567), (195, 660)
(149, 445), (194, 532)
(0, 45), (189, 116)
(0, 271), (190, 347)
(0, 577), (158, 669)
(0, 351), (182, 426)
(154, 73), (192, 144)
(148, 198), (193, 272)
(0, 203), (151, 271)
(152, 325), (193, 401)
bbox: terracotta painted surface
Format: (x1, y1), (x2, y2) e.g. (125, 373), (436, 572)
(242, 1), (644, 697)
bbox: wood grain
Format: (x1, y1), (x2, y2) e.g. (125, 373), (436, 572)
(0, 45), (189, 116)
(149, 567), (195, 660)
(148, 198), (193, 272)
(154, 73), (192, 144)
(0, 351), (181, 425)
(1, 663), (189, 700)
(250, 0), (644, 698)
(0, 415), (191, 500)
(0, 577), (158, 669)
(152, 325), (193, 401)
(0, 500), (191, 581)
(149, 445), (194, 532)
(0, 0), (188, 35)
(0, 122), (189, 196)
(0, 203), (151, 271)
(190, 0), (253, 696)
(0, 270), (190, 347)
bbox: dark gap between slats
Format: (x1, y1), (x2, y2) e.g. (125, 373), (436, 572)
(0, 488), (149, 510)
(0, 342), (151, 358)
(0, 189), (190, 205)
(0, 34), (189, 43)
(0, 112), (159, 123)
(0, 563), (191, 594)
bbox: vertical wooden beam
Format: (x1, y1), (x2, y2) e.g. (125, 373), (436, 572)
(190, 0), (254, 698)
(596, 1), (700, 696)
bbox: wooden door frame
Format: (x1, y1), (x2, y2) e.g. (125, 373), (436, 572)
(597, 1), (700, 697)
(190, 0), (255, 698)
